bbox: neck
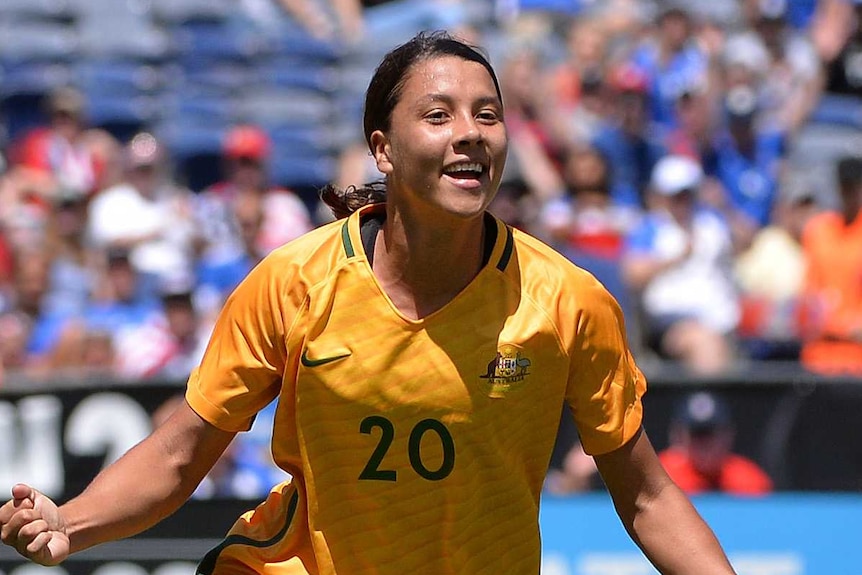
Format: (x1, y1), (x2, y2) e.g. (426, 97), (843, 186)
(372, 207), (486, 319)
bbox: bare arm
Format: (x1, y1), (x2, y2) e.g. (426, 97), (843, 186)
(594, 428), (737, 575)
(1, 400), (236, 564)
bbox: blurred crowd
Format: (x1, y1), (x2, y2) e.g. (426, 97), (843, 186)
(2, 0), (862, 393)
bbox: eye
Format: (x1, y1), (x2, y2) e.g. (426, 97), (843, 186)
(424, 110), (450, 124)
(476, 109), (501, 124)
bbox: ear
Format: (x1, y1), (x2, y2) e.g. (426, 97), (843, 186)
(369, 130), (393, 175)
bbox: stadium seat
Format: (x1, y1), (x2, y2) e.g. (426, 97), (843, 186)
(267, 124), (338, 156)
(253, 58), (339, 94)
(174, 59), (256, 94)
(169, 20), (265, 62)
(789, 123), (862, 164)
(155, 119), (227, 160)
(0, 60), (73, 98)
(83, 92), (159, 131)
(160, 89), (239, 125)
(0, 20), (80, 61)
(149, 0), (232, 25)
(237, 88), (332, 125)
(268, 154), (336, 189)
(74, 59), (166, 96)
(72, 0), (169, 59)
(0, 0), (77, 23)
(809, 93), (862, 130)
(266, 29), (345, 62)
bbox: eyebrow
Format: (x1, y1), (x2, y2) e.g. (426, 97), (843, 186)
(417, 93), (502, 108)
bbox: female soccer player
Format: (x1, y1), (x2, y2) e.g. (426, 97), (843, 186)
(1, 31), (737, 575)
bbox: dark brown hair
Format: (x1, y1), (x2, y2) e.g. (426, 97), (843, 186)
(319, 30), (502, 218)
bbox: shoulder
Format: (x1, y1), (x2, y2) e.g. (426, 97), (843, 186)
(510, 228), (602, 288)
(509, 228), (621, 317)
(259, 217), (344, 269)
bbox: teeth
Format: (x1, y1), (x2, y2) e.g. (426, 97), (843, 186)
(445, 162), (484, 175)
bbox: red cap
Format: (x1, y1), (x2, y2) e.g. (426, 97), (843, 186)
(608, 63), (649, 94)
(224, 125), (270, 161)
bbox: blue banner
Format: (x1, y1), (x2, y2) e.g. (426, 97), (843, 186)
(540, 493), (862, 575)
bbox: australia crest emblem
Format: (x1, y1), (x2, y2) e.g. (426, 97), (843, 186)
(479, 344), (531, 397)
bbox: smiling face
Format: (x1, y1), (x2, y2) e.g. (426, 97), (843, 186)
(369, 55), (508, 221)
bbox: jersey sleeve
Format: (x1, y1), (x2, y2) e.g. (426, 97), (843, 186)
(564, 279), (646, 456)
(185, 256), (294, 432)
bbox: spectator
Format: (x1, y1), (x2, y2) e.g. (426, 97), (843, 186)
(628, 5), (710, 131)
(496, 32), (568, 203)
(486, 178), (538, 232)
(659, 390), (773, 495)
(750, 0), (825, 134)
(194, 125), (313, 266)
(702, 85), (787, 232)
(665, 82), (719, 163)
(592, 62), (667, 208)
(544, 14), (614, 147)
(0, 154), (15, 310)
(541, 145), (640, 262)
(9, 87), (99, 202)
(87, 132), (197, 285)
(735, 172), (820, 360)
(799, 155), (862, 376)
(622, 155), (740, 374)
(80, 248), (166, 379)
(0, 311), (34, 381)
(824, 0), (862, 97)
(273, 0), (364, 44)
(195, 186), (266, 318)
(41, 189), (100, 317)
(150, 272), (210, 381)
(9, 248), (76, 374)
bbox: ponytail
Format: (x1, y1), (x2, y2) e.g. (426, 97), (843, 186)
(318, 181), (387, 219)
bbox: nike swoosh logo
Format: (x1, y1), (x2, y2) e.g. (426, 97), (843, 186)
(300, 349), (351, 367)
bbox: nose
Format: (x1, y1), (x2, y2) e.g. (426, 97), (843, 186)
(454, 112), (483, 146)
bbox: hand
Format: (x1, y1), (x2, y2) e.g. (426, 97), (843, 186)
(0, 484), (70, 565)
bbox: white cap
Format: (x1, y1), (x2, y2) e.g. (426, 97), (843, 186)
(651, 155), (703, 196)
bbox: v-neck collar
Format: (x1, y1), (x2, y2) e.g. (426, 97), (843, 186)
(356, 208), (504, 270)
(339, 204), (515, 322)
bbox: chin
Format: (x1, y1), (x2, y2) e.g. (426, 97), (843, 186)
(439, 195), (492, 221)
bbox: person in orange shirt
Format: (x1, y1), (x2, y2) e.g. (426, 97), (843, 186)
(800, 154), (862, 376)
(659, 391), (773, 496)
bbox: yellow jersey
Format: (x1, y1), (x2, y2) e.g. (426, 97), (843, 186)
(186, 203), (646, 574)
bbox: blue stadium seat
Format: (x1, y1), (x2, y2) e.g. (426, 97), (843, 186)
(810, 93), (862, 130)
(174, 59), (255, 94)
(267, 124), (338, 156)
(71, 0), (169, 59)
(149, 0), (232, 25)
(268, 154), (336, 189)
(0, 0), (77, 23)
(84, 92), (160, 129)
(160, 89), (239, 125)
(253, 58), (338, 94)
(0, 60), (72, 98)
(237, 88), (331, 125)
(74, 59), (165, 96)
(0, 20), (80, 61)
(266, 29), (345, 62)
(170, 20), (265, 62)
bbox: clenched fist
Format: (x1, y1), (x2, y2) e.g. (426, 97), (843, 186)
(0, 484), (70, 565)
